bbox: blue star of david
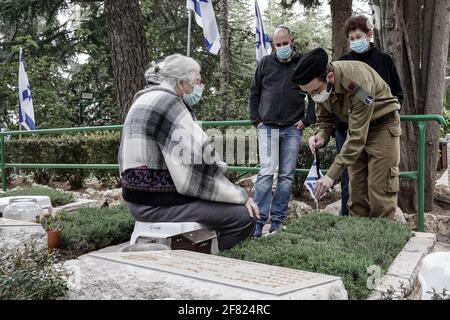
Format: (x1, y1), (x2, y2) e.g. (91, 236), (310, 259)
(22, 85), (31, 102)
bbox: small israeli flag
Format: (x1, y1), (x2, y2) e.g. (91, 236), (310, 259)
(255, 0), (271, 62)
(304, 160), (325, 201)
(18, 48), (35, 130)
(186, 0), (221, 55)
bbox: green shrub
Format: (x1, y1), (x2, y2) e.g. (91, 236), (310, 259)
(58, 204), (134, 258)
(84, 132), (122, 187)
(0, 242), (68, 300)
(220, 214), (412, 300)
(431, 289), (450, 300)
(0, 187), (74, 207)
(6, 132), (120, 189)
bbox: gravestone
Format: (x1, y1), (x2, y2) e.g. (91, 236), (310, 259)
(0, 196), (52, 216)
(65, 250), (348, 300)
(0, 217), (47, 251)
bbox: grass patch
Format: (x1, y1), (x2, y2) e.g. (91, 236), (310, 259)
(220, 213), (412, 300)
(0, 242), (67, 300)
(58, 204), (134, 258)
(0, 187), (75, 207)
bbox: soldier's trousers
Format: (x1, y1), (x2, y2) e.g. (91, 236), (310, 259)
(348, 112), (401, 218)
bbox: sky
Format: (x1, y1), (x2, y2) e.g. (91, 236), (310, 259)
(67, 0), (373, 65)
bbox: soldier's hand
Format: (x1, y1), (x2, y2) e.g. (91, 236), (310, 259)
(309, 135), (325, 154)
(313, 176), (334, 200)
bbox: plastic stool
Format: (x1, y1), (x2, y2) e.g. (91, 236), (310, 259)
(130, 221), (206, 244)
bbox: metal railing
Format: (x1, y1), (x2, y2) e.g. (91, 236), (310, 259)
(0, 115), (446, 232)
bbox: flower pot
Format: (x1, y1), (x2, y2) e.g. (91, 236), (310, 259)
(47, 230), (60, 250)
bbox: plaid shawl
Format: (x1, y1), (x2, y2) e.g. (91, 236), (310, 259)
(119, 85), (248, 205)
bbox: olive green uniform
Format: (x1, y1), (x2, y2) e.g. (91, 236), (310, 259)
(315, 61), (401, 218)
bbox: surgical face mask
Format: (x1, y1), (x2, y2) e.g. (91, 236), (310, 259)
(350, 38), (370, 54)
(276, 45), (293, 60)
(183, 82), (203, 107)
(311, 84), (332, 103)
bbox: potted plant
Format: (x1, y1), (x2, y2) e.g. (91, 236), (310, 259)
(36, 213), (62, 250)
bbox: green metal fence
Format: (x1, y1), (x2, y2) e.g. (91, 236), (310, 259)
(0, 115), (446, 232)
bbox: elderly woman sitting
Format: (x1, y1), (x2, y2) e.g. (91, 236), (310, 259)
(119, 54), (258, 251)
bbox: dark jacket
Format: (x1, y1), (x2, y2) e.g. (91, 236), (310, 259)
(248, 51), (316, 127)
(335, 43), (403, 133)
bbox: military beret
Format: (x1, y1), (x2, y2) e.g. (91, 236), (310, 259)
(292, 48), (329, 85)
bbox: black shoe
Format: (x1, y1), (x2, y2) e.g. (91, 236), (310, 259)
(254, 223), (264, 238)
(269, 221), (281, 233)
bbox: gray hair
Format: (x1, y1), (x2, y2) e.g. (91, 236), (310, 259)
(145, 54), (201, 87)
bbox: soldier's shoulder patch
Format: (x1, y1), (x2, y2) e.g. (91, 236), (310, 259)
(365, 96), (374, 105)
(353, 87), (374, 106)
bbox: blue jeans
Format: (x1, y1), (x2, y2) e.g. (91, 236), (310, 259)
(335, 129), (349, 216)
(254, 124), (301, 225)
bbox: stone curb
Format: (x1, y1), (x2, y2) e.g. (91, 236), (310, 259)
(367, 232), (436, 300)
(54, 199), (100, 213)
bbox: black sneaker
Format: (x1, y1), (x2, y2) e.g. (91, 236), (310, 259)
(269, 221), (281, 233)
(253, 223), (264, 238)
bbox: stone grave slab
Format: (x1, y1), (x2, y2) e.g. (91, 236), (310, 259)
(0, 217), (42, 227)
(0, 218), (47, 251)
(65, 250), (348, 300)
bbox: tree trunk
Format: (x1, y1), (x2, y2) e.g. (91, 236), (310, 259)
(377, 0), (420, 211)
(105, 0), (147, 123)
(447, 40), (450, 103)
(330, 0), (353, 61)
(398, 0), (422, 211)
(219, 0), (229, 118)
(422, 0), (450, 210)
(373, 0), (450, 213)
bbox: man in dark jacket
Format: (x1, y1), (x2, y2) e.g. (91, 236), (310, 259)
(334, 15), (403, 217)
(249, 26), (315, 237)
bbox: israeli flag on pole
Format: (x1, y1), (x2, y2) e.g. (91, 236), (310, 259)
(186, 0), (221, 55)
(255, 0), (271, 62)
(18, 48), (35, 130)
(304, 161), (325, 201)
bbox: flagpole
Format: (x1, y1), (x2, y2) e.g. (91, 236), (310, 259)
(187, 9), (192, 57)
(17, 122), (22, 175)
(269, 0), (272, 26)
(18, 48), (22, 176)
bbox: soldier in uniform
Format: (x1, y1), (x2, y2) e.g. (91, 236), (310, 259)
(292, 48), (401, 219)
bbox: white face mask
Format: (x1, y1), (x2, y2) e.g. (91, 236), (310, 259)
(311, 86), (332, 103)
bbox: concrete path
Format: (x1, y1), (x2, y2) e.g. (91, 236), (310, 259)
(432, 240), (450, 253)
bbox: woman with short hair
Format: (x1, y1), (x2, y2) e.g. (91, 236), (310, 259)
(334, 15), (404, 217)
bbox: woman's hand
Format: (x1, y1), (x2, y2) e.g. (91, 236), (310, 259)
(245, 197), (260, 219)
